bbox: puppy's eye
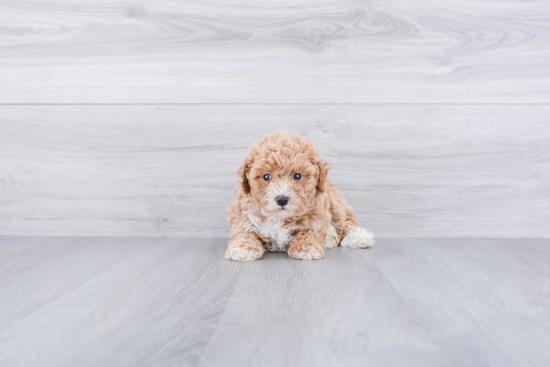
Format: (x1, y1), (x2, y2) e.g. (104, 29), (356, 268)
(293, 173), (302, 180)
(263, 174), (271, 181)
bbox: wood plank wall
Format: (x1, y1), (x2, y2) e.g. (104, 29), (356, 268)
(1, 0), (549, 237)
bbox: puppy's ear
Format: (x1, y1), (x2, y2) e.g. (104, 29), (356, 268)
(316, 159), (329, 193)
(238, 157), (252, 194)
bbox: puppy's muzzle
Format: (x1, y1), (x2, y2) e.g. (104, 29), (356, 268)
(276, 195), (289, 208)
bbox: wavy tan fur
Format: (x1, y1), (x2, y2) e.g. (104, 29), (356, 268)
(226, 131), (374, 261)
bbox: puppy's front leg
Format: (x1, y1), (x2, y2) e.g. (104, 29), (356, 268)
(288, 229), (326, 260)
(225, 228), (265, 262)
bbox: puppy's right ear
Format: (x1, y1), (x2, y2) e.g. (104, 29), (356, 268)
(238, 157), (252, 194)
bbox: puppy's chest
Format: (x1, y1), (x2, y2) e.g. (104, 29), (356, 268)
(247, 214), (299, 252)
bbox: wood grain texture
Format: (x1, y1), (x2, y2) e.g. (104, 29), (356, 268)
(1, 0), (549, 103)
(0, 236), (144, 325)
(203, 238), (550, 367)
(1, 237), (549, 366)
(0, 237), (244, 367)
(1, 104), (549, 238)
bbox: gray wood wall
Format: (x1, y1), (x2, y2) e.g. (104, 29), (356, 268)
(1, 0), (549, 237)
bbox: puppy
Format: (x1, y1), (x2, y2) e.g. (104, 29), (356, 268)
(226, 131), (374, 261)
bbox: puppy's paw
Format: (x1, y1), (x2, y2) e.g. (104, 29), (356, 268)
(288, 246), (324, 260)
(341, 227), (374, 249)
(324, 225), (339, 249)
(225, 242), (264, 261)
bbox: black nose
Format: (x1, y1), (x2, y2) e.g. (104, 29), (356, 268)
(276, 195), (289, 207)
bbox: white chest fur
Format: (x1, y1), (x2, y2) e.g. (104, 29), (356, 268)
(246, 212), (297, 252)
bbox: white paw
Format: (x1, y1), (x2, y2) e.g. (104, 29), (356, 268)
(325, 225), (339, 249)
(225, 246), (264, 261)
(288, 248), (324, 260)
(340, 227), (374, 249)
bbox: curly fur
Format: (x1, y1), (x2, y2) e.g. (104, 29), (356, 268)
(226, 131), (374, 261)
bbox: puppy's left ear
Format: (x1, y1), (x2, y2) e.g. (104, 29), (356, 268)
(316, 159), (329, 193)
(238, 157), (252, 195)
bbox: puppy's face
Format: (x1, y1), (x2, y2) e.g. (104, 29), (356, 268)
(249, 158), (318, 219)
(239, 132), (327, 219)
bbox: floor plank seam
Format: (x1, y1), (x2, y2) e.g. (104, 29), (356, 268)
(196, 256), (246, 367)
(0, 240), (149, 328)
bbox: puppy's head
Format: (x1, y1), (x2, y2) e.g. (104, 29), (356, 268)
(239, 131), (328, 219)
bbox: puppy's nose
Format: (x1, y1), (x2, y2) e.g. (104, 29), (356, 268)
(276, 195), (289, 207)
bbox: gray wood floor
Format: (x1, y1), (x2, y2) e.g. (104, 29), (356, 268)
(1, 237), (549, 367)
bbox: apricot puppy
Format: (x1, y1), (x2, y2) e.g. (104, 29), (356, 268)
(226, 131), (374, 261)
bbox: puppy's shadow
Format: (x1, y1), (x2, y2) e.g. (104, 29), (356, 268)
(260, 252), (291, 261)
